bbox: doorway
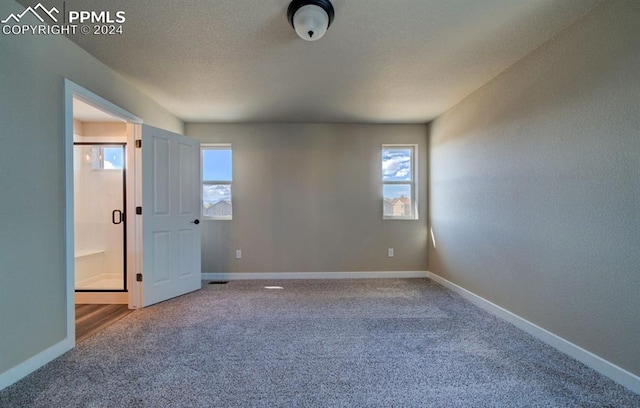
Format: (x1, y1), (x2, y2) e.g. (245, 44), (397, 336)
(71, 98), (133, 305)
(65, 81), (143, 345)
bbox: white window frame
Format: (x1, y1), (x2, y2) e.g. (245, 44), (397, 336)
(201, 143), (233, 221)
(382, 144), (418, 220)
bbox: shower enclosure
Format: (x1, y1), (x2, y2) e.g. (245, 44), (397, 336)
(74, 143), (127, 292)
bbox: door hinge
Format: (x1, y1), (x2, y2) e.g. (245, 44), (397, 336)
(135, 140), (142, 148)
(136, 206), (142, 215)
(136, 273), (143, 282)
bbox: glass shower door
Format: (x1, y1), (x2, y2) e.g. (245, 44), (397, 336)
(74, 144), (127, 291)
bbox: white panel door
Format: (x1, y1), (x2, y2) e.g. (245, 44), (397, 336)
(140, 125), (201, 307)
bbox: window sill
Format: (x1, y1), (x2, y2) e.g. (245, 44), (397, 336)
(203, 216), (233, 221)
(383, 216), (419, 221)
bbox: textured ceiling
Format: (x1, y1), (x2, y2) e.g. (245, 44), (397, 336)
(22, 0), (601, 123)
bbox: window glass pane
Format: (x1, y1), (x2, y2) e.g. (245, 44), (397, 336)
(203, 149), (232, 181)
(103, 147), (124, 170)
(383, 184), (413, 217)
(90, 146), (124, 170)
(203, 184), (232, 217)
(382, 148), (412, 181)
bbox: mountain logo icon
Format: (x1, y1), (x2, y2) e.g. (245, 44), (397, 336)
(2, 3), (59, 24)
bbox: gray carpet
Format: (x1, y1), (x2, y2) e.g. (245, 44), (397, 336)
(1, 279), (638, 407)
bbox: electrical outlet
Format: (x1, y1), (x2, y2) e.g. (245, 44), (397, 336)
(236, 250), (242, 259)
(388, 248), (394, 258)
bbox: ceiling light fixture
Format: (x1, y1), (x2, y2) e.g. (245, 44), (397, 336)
(287, 0), (335, 42)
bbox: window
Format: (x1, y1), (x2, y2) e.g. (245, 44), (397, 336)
(90, 146), (125, 170)
(202, 144), (232, 220)
(382, 144), (417, 220)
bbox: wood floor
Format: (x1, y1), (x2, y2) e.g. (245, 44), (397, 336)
(75, 304), (133, 343)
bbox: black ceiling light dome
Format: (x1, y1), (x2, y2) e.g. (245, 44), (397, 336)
(287, 0), (335, 41)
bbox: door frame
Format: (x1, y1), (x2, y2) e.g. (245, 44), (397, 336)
(63, 80), (142, 345)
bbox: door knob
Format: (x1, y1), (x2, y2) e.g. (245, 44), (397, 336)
(191, 219), (200, 225)
(112, 210), (124, 225)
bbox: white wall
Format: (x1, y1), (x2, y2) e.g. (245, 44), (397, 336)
(429, 0), (640, 376)
(0, 0), (182, 378)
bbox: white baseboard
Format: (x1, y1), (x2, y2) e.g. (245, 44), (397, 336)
(427, 272), (640, 395)
(202, 271), (428, 281)
(0, 337), (73, 391)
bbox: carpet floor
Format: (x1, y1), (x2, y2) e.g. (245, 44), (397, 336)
(1, 279), (638, 407)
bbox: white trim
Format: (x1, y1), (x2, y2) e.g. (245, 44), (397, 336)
(63, 81), (75, 350)
(201, 143), (233, 221)
(131, 124), (143, 309)
(0, 339), (73, 391)
(382, 144), (419, 220)
(201, 143), (232, 148)
(66, 80), (143, 124)
(427, 272), (640, 395)
(202, 271), (428, 281)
